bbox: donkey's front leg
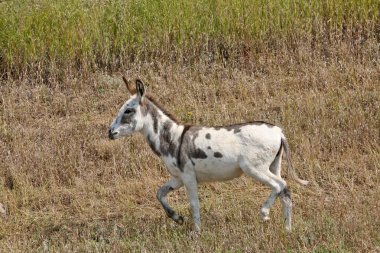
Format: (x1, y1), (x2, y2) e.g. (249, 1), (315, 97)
(157, 177), (184, 224)
(183, 175), (201, 232)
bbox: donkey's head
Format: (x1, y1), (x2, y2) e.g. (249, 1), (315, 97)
(108, 77), (147, 140)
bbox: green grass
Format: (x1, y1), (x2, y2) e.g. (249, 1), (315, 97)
(0, 0), (379, 76)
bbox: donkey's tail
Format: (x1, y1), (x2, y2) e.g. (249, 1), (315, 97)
(281, 136), (309, 186)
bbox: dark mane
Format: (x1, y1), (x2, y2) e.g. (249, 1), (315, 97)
(145, 94), (180, 124)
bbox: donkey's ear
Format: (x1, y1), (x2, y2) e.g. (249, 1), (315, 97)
(123, 76), (136, 95)
(135, 79), (145, 100)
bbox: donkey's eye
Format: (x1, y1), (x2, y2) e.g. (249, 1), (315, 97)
(124, 108), (135, 114)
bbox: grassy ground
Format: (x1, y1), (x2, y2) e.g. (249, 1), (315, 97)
(1, 56), (379, 252)
(1, 0), (380, 252)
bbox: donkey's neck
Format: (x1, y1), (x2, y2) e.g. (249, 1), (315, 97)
(141, 99), (184, 158)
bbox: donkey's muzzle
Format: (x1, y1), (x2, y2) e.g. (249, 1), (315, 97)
(108, 129), (117, 140)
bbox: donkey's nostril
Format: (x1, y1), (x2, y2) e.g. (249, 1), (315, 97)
(108, 129), (117, 139)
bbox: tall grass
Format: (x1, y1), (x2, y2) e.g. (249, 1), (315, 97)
(0, 0), (379, 77)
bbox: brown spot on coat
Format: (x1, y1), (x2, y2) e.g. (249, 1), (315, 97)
(120, 116), (137, 130)
(159, 121), (177, 157)
(177, 126), (204, 170)
(214, 152), (223, 158)
(177, 125), (192, 169)
(205, 133), (211, 139)
(121, 113), (133, 124)
(192, 148), (208, 159)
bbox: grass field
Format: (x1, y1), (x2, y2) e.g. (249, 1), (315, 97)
(1, 0), (380, 252)
(1, 0), (379, 76)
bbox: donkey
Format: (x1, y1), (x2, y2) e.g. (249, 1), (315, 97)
(108, 77), (308, 232)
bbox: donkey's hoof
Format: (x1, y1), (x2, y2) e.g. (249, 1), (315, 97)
(190, 229), (201, 238)
(175, 215), (184, 225)
(260, 209), (270, 221)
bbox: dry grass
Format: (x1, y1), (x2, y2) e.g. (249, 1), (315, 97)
(1, 46), (379, 252)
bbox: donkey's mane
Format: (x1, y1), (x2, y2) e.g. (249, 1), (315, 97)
(144, 94), (180, 124)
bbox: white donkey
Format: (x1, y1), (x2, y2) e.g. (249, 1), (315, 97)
(109, 77), (308, 232)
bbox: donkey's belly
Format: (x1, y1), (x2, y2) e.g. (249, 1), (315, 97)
(194, 162), (243, 182)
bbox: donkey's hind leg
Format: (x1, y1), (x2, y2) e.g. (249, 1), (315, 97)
(268, 147), (293, 230)
(157, 177), (184, 224)
(261, 190), (278, 221)
(279, 187), (292, 231)
(261, 179), (292, 231)
(240, 163), (291, 230)
(259, 173), (288, 223)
